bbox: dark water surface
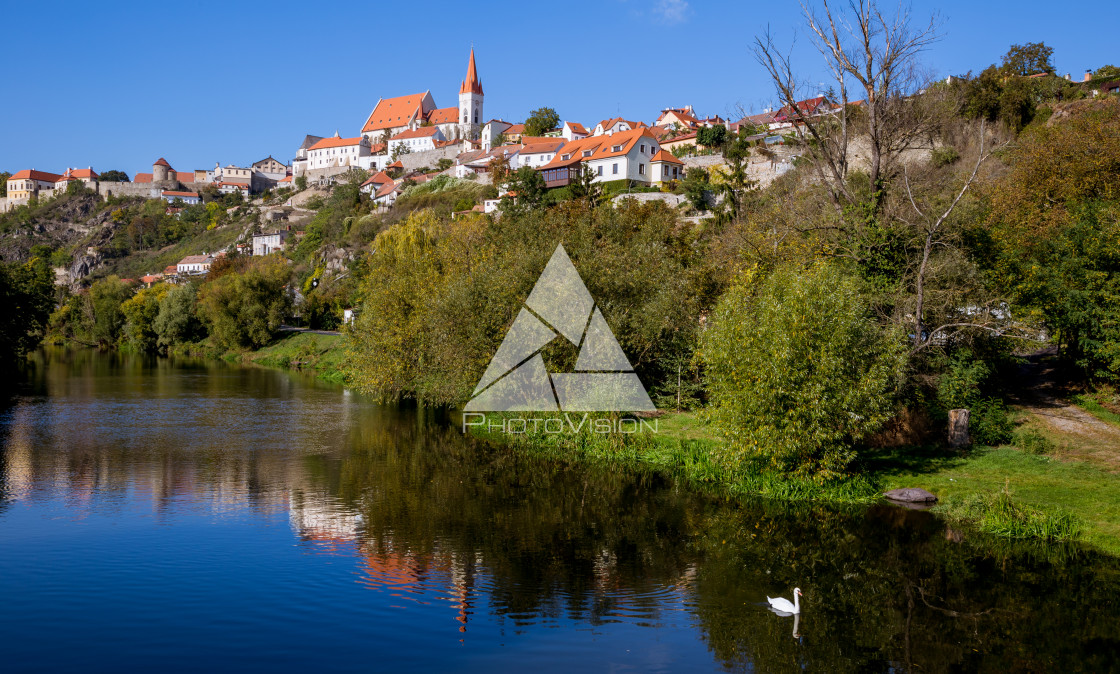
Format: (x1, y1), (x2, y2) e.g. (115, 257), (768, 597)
(1, 351), (1118, 672)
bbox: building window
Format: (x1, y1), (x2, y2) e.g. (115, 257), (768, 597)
(612, 163), (618, 175)
(597, 165), (603, 176)
(663, 165), (669, 176)
(640, 144), (645, 153)
(639, 164), (644, 175)
(612, 145), (622, 152)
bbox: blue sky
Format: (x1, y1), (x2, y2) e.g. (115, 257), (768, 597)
(2, 0), (1117, 177)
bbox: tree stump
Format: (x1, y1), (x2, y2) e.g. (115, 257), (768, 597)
(948, 408), (970, 448)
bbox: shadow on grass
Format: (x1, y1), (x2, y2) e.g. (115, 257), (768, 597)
(858, 444), (975, 480)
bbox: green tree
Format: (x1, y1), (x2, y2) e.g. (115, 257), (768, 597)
(1094, 64), (1120, 80)
(155, 283), (204, 349)
(295, 175), (308, 191)
(98, 170), (129, 182)
(681, 167), (711, 211)
(524, 107), (561, 137)
(568, 165), (603, 207)
(500, 167), (546, 217)
(697, 124), (729, 149)
(121, 285), (169, 352)
(437, 158), (454, 171)
(701, 263), (905, 480)
(197, 257), (293, 349)
(1000, 42), (1055, 76)
(88, 276), (133, 346)
(0, 171), (10, 197)
(0, 256), (56, 365)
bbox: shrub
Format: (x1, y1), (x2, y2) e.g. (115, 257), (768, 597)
(930, 146), (960, 167)
(197, 257), (292, 349)
(971, 398), (1014, 446)
(1013, 427), (1055, 455)
(701, 262), (906, 480)
(939, 489), (1080, 541)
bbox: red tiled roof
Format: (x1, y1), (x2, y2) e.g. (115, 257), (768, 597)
(175, 171), (195, 182)
(459, 48), (483, 95)
(520, 140), (565, 155)
(219, 181), (249, 187)
(504, 123), (525, 135)
(162, 190), (199, 197)
(774, 96), (829, 122)
(361, 171), (393, 187)
(134, 173), (153, 183)
(388, 160), (403, 168)
(427, 106), (458, 125)
(362, 92), (430, 133)
(390, 126), (441, 140)
(650, 149), (683, 165)
(10, 169), (63, 182)
(309, 136), (366, 150)
(163, 265), (178, 275)
(154, 157), (172, 168)
(565, 121), (588, 135)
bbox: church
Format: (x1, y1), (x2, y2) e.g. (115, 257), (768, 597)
(360, 48), (484, 143)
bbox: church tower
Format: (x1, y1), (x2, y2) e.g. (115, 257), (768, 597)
(458, 48), (484, 140)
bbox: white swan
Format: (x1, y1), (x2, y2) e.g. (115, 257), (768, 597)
(767, 587), (802, 614)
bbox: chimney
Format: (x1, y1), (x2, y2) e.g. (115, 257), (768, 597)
(1084, 70), (1092, 82)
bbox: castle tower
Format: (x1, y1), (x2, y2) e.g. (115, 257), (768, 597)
(153, 157), (172, 183)
(458, 48), (484, 140)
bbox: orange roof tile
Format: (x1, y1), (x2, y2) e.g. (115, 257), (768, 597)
(162, 190), (200, 197)
(427, 106), (458, 125)
(390, 127), (441, 140)
(650, 149), (683, 164)
(504, 123), (525, 135)
(362, 92), (431, 133)
(154, 157), (172, 168)
(10, 169), (63, 182)
(541, 128), (658, 170)
(565, 121), (588, 135)
(388, 160), (404, 168)
(520, 140), (565, 154)
(309, 136), (366, 150)
(175, 171), (195, 182)
(134, 173), (153, 183)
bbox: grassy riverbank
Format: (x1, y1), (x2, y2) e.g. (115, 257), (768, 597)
(169, 331), (348, 383)
(469, 409), (1120, 555)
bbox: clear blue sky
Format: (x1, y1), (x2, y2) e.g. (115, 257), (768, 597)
(2, 0), (1116, 177)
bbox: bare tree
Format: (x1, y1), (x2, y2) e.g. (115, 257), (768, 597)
(754, 1), (941, 215)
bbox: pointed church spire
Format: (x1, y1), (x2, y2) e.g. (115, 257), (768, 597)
(460, 47), (483, 96)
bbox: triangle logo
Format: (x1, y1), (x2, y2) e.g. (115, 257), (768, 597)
(465, 244), (656, 412)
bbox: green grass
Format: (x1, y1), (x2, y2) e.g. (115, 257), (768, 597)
(1075, 393), (1120, 427)
(870, 444), (1120, 554)
(247, 332), (347, 383)
(935, 489), (1081, 542)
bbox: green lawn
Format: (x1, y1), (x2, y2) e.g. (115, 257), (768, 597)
(247, 331), (347, 382)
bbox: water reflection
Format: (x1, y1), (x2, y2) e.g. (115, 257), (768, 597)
(2, 350), (1120, 672)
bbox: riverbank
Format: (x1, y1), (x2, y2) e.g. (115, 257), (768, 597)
(169, 330), (349, 383)
(468, 409), (1120, 555)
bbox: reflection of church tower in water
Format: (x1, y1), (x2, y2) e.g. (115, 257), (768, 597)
(458, 48), (484, 140)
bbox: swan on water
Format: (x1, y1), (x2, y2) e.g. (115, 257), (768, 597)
(767, 587), (802, 614)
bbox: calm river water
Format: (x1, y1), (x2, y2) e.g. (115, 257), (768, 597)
(1, 351), (1118, 672)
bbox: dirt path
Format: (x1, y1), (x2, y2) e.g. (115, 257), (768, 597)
(1009, 348), (1120, 470)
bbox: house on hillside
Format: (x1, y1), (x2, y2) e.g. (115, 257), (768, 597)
(306, 133), (371, 171)
(388, 126), (446, 155)
(519, 139), (564, 169)
(6, 169), (62, 202)
(161, 190), (201, 205)
(592, 118), (642, 136)
(252, 231), (288, 256)
(176, 254), (213, 275)
(562, 121), (588, 141)
(538, 128), (664, 187)
(54, 168), (99, 191)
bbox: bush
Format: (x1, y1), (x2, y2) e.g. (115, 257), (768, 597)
(197, 257), (292, 349)
(1013, 427), (1055, 455)
(701, 262), (906, 480)
(939, 489), (1080, 541)
(971, 398), (1014, 446)
(930, 146), (959, 167)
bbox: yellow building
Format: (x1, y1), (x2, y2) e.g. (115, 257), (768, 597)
(7, 169), (62, 200)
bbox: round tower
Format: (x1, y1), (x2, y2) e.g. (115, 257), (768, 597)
(153, 157), (172, 183)
(458, 48), (484, 140)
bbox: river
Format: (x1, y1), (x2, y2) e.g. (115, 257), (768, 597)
(1, 350), (1117, 672)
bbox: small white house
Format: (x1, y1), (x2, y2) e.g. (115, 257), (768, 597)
(161, 190), (201, 205)
(252, 231), (288, 256)
(176, 254), (213, 275)
(306, 133), (372, 170)
(519, 140), (564, 169)
(387, 126), (446, 156)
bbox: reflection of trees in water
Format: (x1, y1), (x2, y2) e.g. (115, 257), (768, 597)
(5, 354), (1120, 670)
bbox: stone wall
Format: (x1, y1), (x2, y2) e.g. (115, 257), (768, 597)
(397, 145), (461, 172)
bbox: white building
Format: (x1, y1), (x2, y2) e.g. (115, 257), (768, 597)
(161, 190), (201, 205)
(538, 128), (665, 187)
(388, 126), (445, 156)
(519, 139), (564, 169)
(480, 119), (512, 151)
(562, 121), (589, 141)
(176, 254), (213, 274)
(252, 231), (288, 256)
(306, 133), (372, 170)
(592, 117), (639, 136)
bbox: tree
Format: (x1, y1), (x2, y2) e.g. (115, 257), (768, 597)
(88, 276), (133, 346)
(701, 262), (905, 480)
(196, 257), (292, 349)
(681, 167), (711, 211)
(500, 167), (546, 217)
(524, 107), (561, 137)
(155, 283), (204, 349)
(1000, 42), (1055, 76)
(696, 124), (729, 149)
(1094, 64), (1120, 80)
(492, 132), (508, 147)
(0, 256), (56, 366)
(568, 165), (603, 207)
(488, 153), (511, 186)
(0, 171), (10, 197)
(295, 175), (308, 191)
(437, 158), (454, 172)
(121, 285), (169, 352)
(98, 170), (129, 182)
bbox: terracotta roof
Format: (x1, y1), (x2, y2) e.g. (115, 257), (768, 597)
(361, 171), (393, 187)
(134, 173), (153, 183)
(663, 131), (698, 143)
(375, 180), (399, 198)
(520, 140), (565, 155)
(309, 135), (366, 150)
(219, 181), (249, 187)
(596, 117), (636, 132)
(433, 139), (458, 148)
(162, 190), (199, 197)
(774, 96), (830, 122)
(278, 175), (292, 183)
(362, 92), (430, 133)
(369, 143), (386, 154)
(504, 123), (525, 135)
(10, 169), (63, 182)
(427, 106), (458, 125)
(656, 109), (699, 127)
(140, 275), (162, 283)
(178, 255), (211, 265)
(390, 126), (441, 140)
(175, 171), (195, 182)
(388, 160), (404, 168)
(459, 48), (483, 95)
(650, 149), (683, 164)
(163, 265), (178, 275)
(57, 168), (98, 181)
(565, 121), (588, 135)
(541, 128), (658, 170)
(154, 157), (172, 168)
